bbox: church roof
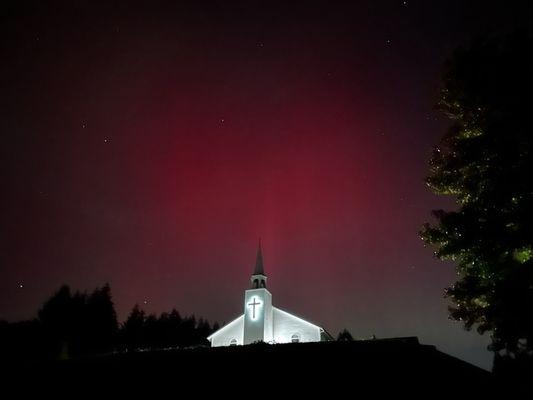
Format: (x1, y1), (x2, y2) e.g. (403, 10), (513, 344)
(206, 314), (244, 341)
(253, 239), (265, 276)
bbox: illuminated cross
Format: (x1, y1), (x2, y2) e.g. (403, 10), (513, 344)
(248, 297), (261, 319)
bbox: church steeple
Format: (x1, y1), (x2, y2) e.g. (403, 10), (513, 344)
(251, 239), (267, 288)
(254, 238), (265, 275)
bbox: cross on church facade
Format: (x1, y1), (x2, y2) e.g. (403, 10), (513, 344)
(248, 297), (261, 319)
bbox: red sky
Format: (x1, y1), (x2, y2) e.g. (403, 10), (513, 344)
(2, 0), (525, 369)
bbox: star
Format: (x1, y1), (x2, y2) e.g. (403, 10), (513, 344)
(220, 118), (225, 123)
(386, 39), (391, 45)
(143, 299), (149, 305)
(81, 122), (87, 129)
(18, 282), (24, 288)
(104, 137), (109, 143)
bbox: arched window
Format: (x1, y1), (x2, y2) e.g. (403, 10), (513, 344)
(291, 334), (300, 343)
(229, 338), (237, 346)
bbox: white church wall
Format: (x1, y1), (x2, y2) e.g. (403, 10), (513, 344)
(208, 315), (244, 347)
(272, 307), (322, 344)
(263, 295), (274, 343)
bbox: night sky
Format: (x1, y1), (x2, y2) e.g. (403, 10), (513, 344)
(1, 1), (528, 369)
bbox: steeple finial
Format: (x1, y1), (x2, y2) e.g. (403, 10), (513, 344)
(254, 238), (265, 276)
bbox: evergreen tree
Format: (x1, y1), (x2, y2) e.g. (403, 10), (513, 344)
(144, 313), (159, 349)
(337, 329), (354, 342)
(38, 285), (76, 358)
(86, 284), (118, 354)
(122, 304), (146, 351)
(38, 284), (120, 357)
(168, 308), (183, 347)
(196, 318), (211, 346)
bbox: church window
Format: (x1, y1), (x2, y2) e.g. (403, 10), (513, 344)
(229, 338), (237, 346)
(291, 334), (300, 343)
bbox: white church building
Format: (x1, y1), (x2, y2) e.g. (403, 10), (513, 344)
(208, 242), (329, 347)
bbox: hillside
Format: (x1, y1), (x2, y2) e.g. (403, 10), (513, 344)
(11, 337), (495, 394)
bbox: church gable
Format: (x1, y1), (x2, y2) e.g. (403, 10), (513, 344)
(207, 315), (244, 347)
(272, 307), (322, 344)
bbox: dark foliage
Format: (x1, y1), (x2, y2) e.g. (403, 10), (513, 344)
(37, 284), (118, 358)
(119, 305), (214, 351)
(337, 328), (354, 341)
(0, 284), (217, 360)
(421, 29), (533, 376)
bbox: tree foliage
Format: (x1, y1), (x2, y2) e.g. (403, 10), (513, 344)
(120, 305), (214, 351)
(421, 30), (533, 365)
(38, 284), (118, 358)
(0, 284), (218, 360)
(337, 328), (354, 342)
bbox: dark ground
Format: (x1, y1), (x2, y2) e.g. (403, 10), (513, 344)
(9, 337), (506, 396)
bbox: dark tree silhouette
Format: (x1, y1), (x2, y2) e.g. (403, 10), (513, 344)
(122, 304), (146, 351)
(38, 285), (77, 359)
(166, 309), (183, 347)
(196, 318), (212, 343)
(0, 318), (45, 360)
(1, 284), (217, 359)
(421, 30), (533, 376)
(337, 329), (354, 341)
(85, 284), (118, 354)
(120, 305), (215, 351)
(37, 284), (119, 358)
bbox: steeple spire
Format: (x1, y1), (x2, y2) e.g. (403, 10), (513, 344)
(254, 238), (265, 275)
(251, 238), (267, 289)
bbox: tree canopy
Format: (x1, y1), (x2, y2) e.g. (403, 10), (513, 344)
(337, 328), (354, 342)
(38, 284), (118, 358)
(0, 284), (217, 360)
(421, 30), (533, 370)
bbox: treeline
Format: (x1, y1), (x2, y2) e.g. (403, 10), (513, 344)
(0, 284), (218, 360)
(120, 304), (218, 351)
